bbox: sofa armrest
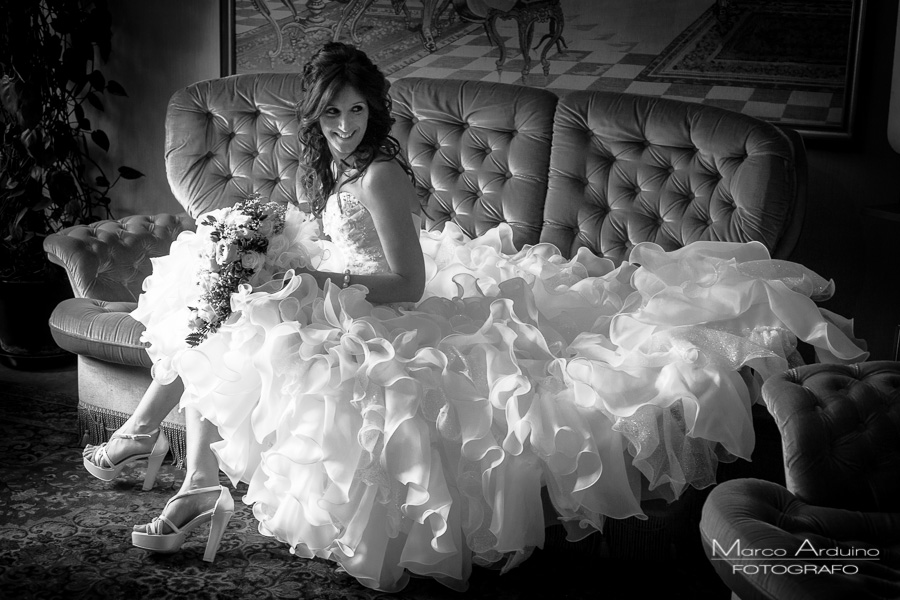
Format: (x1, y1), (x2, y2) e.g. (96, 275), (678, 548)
(49, 298), (152, 368)
(701, 478), (900, 600)
(43, 213), (194, 301)
(761, 361), (900, 511)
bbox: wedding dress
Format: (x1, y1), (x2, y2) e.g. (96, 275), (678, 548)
(132, 192), (867, 592)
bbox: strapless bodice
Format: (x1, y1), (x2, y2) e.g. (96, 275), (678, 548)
(321, 191), (390, 275)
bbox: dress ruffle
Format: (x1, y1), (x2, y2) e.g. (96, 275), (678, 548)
(133, 220), (868, 592)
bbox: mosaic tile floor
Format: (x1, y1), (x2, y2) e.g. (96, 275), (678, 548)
(235, 0), (844, 130)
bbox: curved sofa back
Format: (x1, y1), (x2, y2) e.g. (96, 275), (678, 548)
(165, 75), (806, 263)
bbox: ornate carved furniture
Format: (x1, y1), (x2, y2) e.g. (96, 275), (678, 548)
(333, 0), (455, 52)
(484, 0), (566, 78)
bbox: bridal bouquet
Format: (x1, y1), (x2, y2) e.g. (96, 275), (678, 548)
(186, 193), (288, 347)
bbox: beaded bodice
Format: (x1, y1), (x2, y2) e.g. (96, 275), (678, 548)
(321, 191), (391, 275)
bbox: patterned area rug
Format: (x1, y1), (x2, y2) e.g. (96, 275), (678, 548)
(0, 381), (728, 599)
(636, 0), (853, 91)
(235, 0), (480, 75)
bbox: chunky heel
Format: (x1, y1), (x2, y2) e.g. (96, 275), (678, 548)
(132, 485), (234, 562)
(83, 429), (170, 489)
(141, 440), (168, 491)
(203, 507), (234, 562)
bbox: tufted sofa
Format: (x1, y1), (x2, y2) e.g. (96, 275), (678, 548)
(699, 361), (900, 599)
(46, 75), (807, 548)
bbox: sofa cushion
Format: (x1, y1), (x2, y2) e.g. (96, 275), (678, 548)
(541, 91), (800, 263)
(49, 298), (152, 368)
(390, 78), (558, 249)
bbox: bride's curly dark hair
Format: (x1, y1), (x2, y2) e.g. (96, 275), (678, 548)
(296, 42), (415, 218)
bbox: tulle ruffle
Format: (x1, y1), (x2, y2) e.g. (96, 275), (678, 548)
(134, 221), (868, 592)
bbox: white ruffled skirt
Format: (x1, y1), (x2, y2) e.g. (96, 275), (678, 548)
(132, 218), (867, 592)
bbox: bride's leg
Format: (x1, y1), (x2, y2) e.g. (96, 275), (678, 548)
(133, 406), (225, 534)
(83, 379), (183, 487)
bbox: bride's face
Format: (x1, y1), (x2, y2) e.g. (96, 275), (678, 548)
(320, 85), (369, 162)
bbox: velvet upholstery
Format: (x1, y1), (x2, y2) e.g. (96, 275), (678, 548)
(700, 361), (900, 599)
(390, 78), (558, 249)
(541, 91), (805, 262)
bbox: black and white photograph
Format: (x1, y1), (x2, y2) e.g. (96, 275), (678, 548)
(2, 1), (898, 599)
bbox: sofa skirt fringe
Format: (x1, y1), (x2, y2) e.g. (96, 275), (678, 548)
(77, 402), (187, 469)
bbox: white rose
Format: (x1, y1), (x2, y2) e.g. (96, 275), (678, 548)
(227, 213), (253, 227)
(197, 302), (218, 323)
(257, 218), (275, 237)
(197, 271), (220, 293)
(187, 308), (206, 329)
(215, 240), (239, 265)
(241, 251), (263, 271)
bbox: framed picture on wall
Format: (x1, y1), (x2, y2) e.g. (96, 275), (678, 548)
(219, 0), (480, 79)
(221, 0), (868, 141)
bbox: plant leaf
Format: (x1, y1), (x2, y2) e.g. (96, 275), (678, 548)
(106, 80), (127, 96)
(95, 175), (110, 187)
(91, 129), (110, 152)
(118, 166), (145, 180)
(86, 92), (104, 112)
(88, 70), (105, 91)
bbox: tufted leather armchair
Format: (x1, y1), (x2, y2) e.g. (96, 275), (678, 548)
(45, 74), (807, 484)
(699, 361), (900, 599)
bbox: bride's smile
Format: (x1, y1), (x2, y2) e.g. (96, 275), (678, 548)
(320, 85), (368, 160)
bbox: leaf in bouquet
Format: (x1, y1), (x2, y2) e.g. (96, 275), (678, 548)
(185, 331), (206, 348)
(90, 129), (109, 152)
(118, 166), (145, 179)
(95, 175), (110, 187)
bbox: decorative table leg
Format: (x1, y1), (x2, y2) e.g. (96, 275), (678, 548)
(250, 0), (285, 58)
(347, 0), (380, 43)
(486, 12), (507, 72)
(333, 0), (358, 41)
(390, 0), (415, 30)
(538, 7), (564, 76)
(518, 19), (535, 77)
(421, 0), (438, 52)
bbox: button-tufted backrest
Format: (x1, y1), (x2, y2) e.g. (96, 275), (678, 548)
(762, 361), (900, 512)
(541, 91), (806, 263)
(165, 73), (305, 218)
(389, 78), (558, 249)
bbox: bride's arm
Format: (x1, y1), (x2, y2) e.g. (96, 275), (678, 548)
(303, 159), (426, 304)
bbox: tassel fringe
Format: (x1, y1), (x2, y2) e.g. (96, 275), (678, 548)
(77, 402), (187, 469)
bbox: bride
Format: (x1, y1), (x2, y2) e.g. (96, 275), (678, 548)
(81, 41), (867, 592)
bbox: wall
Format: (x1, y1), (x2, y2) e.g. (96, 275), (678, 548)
(93, 0), (220, 218)
(791, 0), (900, 360)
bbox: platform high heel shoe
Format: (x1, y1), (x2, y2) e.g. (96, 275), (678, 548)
(131, 485), (235, 563)
(83, 429), (170, 491)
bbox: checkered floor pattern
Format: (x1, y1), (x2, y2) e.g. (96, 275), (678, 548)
(235, 1), (842, 130)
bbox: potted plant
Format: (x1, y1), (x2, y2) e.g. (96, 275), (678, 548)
(0, 0), (143, 367)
